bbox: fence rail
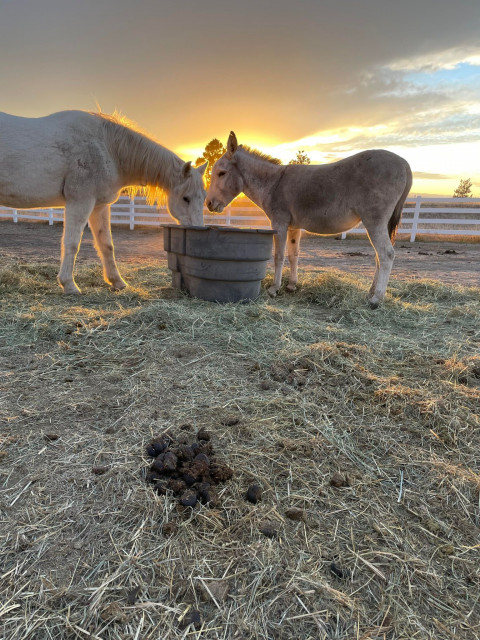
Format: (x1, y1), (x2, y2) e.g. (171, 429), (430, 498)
(1, 196), (479, 242)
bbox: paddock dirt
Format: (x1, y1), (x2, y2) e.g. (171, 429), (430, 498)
(0, 220), (478, 285)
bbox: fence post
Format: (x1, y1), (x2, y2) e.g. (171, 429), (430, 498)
(225, 205), (231, 226)
(13, 209), (18, 223)
(129, 196), (135, 230)
(410, 196), (421, 242)
(49, 209), (54, 225)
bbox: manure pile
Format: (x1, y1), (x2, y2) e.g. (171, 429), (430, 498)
(144, 428), (234, 509)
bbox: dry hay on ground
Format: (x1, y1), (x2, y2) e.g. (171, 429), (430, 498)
(0, 259), (479, 640)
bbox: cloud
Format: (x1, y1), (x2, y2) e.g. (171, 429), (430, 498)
(413, 171), (454, 181)
(386, 46), (480, 73)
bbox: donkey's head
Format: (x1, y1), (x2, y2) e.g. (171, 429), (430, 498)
(168, 161), (208, 226)
(206, 132), (243, 213)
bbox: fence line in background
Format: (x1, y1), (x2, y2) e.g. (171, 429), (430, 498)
(1, 196), (479, 242)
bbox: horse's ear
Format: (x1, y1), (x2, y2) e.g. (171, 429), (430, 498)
(226, 131), (238, 158)
(196, 161), (208, 176)
(182, 161), (192, 177)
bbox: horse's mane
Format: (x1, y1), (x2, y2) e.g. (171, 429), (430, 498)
(239, 145), (282, 165)
(91, 111), (184, 205)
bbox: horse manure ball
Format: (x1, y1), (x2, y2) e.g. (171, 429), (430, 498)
(191, 441), (200, 455)
(197, 440), (213, 455)
(197, 482), (220, 507)
(154, 480), (169, 495)
(209, 462), (234, 483)
(330, 472), (348, 488)
(44, 433), (59, 442)
(150, 436), (171, 455)
(260, 523), (277, 538)
(197, 428), (211, 441)
(330, 561), (350, 579)
(146, 469), (162, 483)
(191, 458), (209, 477)
(146, 444), (157, 457)
(162, 522), (177, 536)
(246, 484), (262, 504)
(174, 444), (195, 461)
(151, 452), (178, 474)
(180, 490), (197, 507)
(181, 460), (207, 485)
(179, 609), (201, 630)
(285, 508), (306, 522)
(222, 416), (240, 427)
(167, 478), (187, 495)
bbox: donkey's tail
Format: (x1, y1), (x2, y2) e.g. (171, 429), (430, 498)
(388, 162), (413, 244)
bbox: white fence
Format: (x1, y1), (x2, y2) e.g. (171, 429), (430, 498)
(1, 196), (479, 242)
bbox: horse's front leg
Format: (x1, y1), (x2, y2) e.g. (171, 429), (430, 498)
(267, 224), (288, 297)
(286, 228), (302, 292)
(89, 204), (127, 290)
(58, 198), (95, 294)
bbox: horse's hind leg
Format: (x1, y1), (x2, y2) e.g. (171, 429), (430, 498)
(89, 204), (127, 290)
(365, 224), (395, 308)
(286, 228), (301, 292)
(58, 199), (95, 294)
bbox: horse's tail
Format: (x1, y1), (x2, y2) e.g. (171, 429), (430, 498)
(388, 162), (413, 245)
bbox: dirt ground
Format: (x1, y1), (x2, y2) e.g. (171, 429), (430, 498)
(0, 220), (478, 286)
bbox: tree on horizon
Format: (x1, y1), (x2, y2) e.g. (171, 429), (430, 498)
(195, 138), (226, 187)
(453, 177), (473, 198)
(289, 150), (311, 165)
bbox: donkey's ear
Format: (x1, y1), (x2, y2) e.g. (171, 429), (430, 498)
(226, 131), (238, 158)
(196, 161), (208, 176)
(182, 161), (192, 177)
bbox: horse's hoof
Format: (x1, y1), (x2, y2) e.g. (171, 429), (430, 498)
(267, 286), (278, 298)
(368, 299), (380, 310)
(63, 287), (82, 295)
(286, 283), (297, 293)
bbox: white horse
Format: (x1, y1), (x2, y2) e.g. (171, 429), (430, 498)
(0, 110), (207, 293)
(207, 132), (412, 308)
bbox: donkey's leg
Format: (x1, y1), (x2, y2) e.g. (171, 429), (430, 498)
(286, 228), (302, 292)
(268, 224), (288, 297)
(89, 204), (127, 290)
(365, 224), (395, 308)
(58, 199), (95, 294)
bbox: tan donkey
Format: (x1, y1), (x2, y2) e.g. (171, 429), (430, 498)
(207, 132), (412, 307)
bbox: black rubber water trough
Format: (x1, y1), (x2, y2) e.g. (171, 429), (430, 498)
(162, 225), (276, 303)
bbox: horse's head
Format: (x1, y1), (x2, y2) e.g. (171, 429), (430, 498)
(206, 132), (243, 213)
(168, 161), (208, 226)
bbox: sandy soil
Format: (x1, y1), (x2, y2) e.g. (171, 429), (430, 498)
(0, 220), (478, 286)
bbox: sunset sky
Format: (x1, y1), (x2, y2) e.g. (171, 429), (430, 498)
(1, 0), (479, 196)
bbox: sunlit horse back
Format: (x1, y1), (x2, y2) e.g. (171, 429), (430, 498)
(0, 110), (207, 293)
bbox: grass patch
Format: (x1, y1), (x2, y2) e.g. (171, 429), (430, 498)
(0, 259), (479, 639)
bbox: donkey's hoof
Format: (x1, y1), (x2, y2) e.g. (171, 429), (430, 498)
(110, 280), (128, 291)
(267, 286), (278, 298)
(286, 283), (297, 293)
(64, 287), (82, 295)
(368, 298), (380, 310)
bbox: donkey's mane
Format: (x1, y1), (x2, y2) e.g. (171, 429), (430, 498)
(239, 145), (282, 165)
(92, 111), (184, 204)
